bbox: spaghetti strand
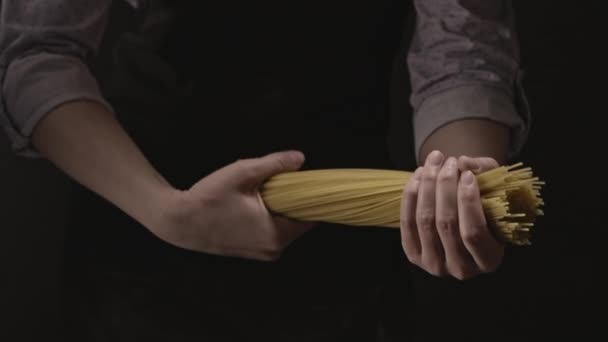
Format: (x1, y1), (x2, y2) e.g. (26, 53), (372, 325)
(261, 164), (545, 245)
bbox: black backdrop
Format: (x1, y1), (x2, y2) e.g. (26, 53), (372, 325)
(1, 2), (602, 341)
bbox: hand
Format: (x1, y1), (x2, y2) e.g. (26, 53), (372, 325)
(150, 151), (315, 261)
(400, 150), (505, 280)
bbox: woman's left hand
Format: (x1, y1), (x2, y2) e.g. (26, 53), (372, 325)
(400, 150), (505, 280)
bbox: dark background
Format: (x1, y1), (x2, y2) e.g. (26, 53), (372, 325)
(1, 2), (601, 341)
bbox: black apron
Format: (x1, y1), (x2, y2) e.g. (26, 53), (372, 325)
(64, 1), (416, 341)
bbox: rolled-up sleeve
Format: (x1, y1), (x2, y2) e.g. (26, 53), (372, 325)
(408, 0), (531, 161)
(0, 0), (113, 157)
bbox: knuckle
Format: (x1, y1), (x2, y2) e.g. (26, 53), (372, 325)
(427, 266), (445, 277)
(417, 211), (436, 230)
(435, 221), (450, 233)
(479, 259), (502, 273)
(402, 246), (420, 265)
(405, 221), (417, 234)
(454, 271), (474, 281)
(452, 272), (468, 281)
(448, 264), (475, 281)
(422, 171), (437, 183)
(438, 169), (456, 183)
(422, 258), (445, 277)
(436, 215), (458, 232)
(407, 255), (421, 266)
(405, 252), (420, 266)
(462, 229), (484, 244)
(404, 184), (419, 197)
(457, 157), (467, 170)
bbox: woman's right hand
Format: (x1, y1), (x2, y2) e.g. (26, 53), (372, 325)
(150, 151), (315, 261)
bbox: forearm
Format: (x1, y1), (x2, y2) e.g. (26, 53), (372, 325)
(409, 0), (529, 165)
(418, 119), (510, 166)
(31, 101), (177, 230)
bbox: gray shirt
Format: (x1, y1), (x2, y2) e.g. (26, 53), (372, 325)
(0, 0), (530, 160)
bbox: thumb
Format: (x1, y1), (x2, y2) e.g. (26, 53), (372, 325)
(458, 156), (499, 174)
(233, 150), (306, 187)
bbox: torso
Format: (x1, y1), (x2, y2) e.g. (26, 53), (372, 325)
(105, 0), (410, 179)
(65, 3), (415, 340)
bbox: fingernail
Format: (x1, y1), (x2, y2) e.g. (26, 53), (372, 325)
(446, 157), (457, 168)
(288, 151), (305, 165)
(427, 151), (443, 166)
(462, 170), (475, 185)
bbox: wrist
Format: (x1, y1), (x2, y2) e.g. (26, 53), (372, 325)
(137, 183), (186, 237)
(418, 119), (510, 165)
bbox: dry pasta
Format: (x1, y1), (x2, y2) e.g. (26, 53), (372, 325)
(261, 163), (544, 246)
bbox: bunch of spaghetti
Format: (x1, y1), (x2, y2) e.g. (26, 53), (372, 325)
(261, 163), (544, 246)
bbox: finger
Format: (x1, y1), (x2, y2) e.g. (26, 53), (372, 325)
(436, 157), (478, 280)
(476, 157), (499, 172)
(231, 150), (306, 188)
(250, 215), (312, 257)
(458, 156), (499, 174)
(416, 150), (447, 276)
(458, 171), (504, 273)
(203, 245), (279, 262)
(272, 215), (315, 247)
(400, 166), (423, 264)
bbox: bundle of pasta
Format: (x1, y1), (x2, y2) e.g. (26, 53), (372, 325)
(261, 163), (544, 246)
